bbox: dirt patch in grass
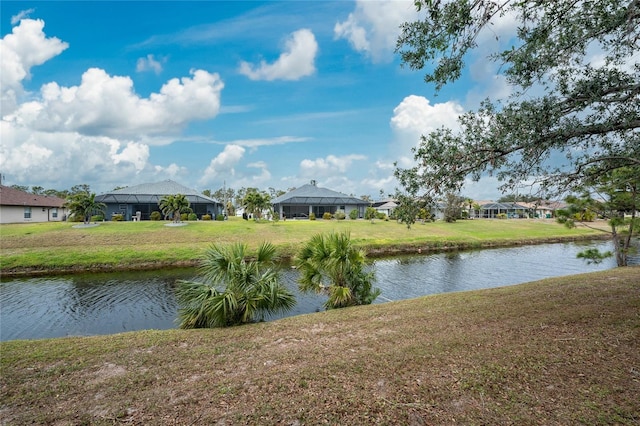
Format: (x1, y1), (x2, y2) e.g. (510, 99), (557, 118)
(2, 267), (639, 425)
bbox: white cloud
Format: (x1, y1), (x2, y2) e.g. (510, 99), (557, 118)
(389, 95), (464, 169)
(154, 163), (187, 179)
(200, 144), (246, 184)
(8, 67), (224, 139)
(391, 95), (463, 137)
(238, 29), (317, 81)
(0, 120), (153, 189)
(300, 154), (367, 178)
(334, 0), (415, 63)
(136, 54), (165, 74)
(0, 18), (68, 114)
(11, 9), (35, 25)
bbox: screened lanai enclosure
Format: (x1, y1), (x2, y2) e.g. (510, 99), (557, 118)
(272, 182), (369, 219)
(95, 180), (222, 221)
(480, 202), (529, 219)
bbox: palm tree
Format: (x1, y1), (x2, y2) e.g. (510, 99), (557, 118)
(65, 192), (106, 224)
(242, 190), (272, 220)
(176, 242), (296, 328)
(295, 231), (381, 309)
(158, 194), (191, 222)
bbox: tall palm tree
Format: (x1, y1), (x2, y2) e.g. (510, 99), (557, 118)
(176, 242), (296, 328)
(158, 194), (191, 222)
(65, 192), (106, 224)
(295, 231), (380, 309)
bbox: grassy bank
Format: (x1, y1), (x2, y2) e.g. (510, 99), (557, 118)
(0, 218), (606, 276)
(1, 267), (638, 424)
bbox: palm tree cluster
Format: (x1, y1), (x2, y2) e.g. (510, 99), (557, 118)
(176, 242), (295, 328)
(296, 232), (381, 309)
(176, 232), (381, 328)
(158, 194), (191, 222)
(242, 190), (272, 220)
(65, 192), (106, 224)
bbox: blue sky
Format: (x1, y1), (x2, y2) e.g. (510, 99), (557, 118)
(1, 1), (519, 200)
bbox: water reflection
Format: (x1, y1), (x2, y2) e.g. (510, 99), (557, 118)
(1, 239), (636, 341)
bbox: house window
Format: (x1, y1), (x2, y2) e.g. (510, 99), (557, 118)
(52, 208), (58, 218)
(119, 204), (127, 211)
(24, 206), (32, 219)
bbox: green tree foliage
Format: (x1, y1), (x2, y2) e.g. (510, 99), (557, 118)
(295, 232), (381, 309)
(443, 193), (465, 222)
(395, 0), (639, 200)
(65, 192), (106, 224)
(158, 194), (191, 222)
(10, 185), (29, 192)
(242, 189), (272, 220)
(394, 192), (420, 229)
(69, 184), (91, 195)
(557, 166), (639, 266)
(209, 187), (236, 216)
(364, 206), (377, 223)
(176, 242), (295, 328)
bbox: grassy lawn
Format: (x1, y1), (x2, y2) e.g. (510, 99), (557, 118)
(0, 218), (606, 275)
(1, 267), (638, 424)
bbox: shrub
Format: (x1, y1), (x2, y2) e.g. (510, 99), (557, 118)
(180, 213), (188, 221)
(273, 211), (280, 221)
(216, 214), (225, 221)
(349, 209), (358, 220)
(110, 214), (123, 221)
(309, 212), (316, 220)
(334, 210), (346, 220)
(497, 213), (507, 219)
(188, 213), (198, 221)
(202, 214), (212, 221)
(91, 215), (104, 222)
(68, 213), (83, 222)
(323, 212), (332, 220)
(150, 211), (162, 221)
(573, 211), (596, 221)
(376, 212), (387, 220)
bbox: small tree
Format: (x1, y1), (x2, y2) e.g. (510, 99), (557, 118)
(158, 194), (191, 222)
(443, 193), (464, 223)
(364, 206), (377, 223)
(394, 192), (420, 229)
(176, 242), (295, 328)
(557, 166), (639, 267)
(296, 232), (380, 309)
(242, 190), (272, 220)
(65, 192), (106, 224)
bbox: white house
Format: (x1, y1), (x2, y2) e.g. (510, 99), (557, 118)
(0, 185), (67, 224)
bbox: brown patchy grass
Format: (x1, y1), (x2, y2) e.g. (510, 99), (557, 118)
(2, 267), (638, 425)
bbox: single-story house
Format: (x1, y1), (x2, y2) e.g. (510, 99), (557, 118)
(519, 201), (567, 219)
(371, 199), (398, 217)
(0, 185), (67, 224)
(480, 202), (529, 218)
(95, 180), (222, 221)
(272, 181), (370, 219)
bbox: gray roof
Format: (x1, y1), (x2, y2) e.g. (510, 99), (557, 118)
(95, 180), (219, 204)
(272, 184), (369, 206)
(480, 202), (528, 210)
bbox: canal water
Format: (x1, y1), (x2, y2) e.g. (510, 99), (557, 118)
(0, 239), (635, 341)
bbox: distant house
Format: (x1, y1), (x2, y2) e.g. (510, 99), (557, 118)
(519, 201), (567, 219)
(0, 185), (67, 224)
(371, 199), (398, 217)
(272, 181), (370, 219)
(95, 180), (222, 221)
(480, 202), (529, 218)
